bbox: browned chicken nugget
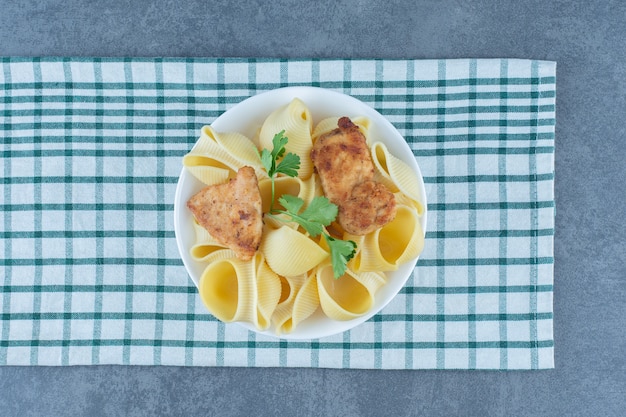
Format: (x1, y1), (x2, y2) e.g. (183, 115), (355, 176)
(187, 166), (262, 261)
(311, 117), (396, 235)
(337, 180), (397, 236)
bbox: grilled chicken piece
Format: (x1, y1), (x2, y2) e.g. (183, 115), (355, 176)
(310, 117), (396, 235)
(187, 166), (262, 260)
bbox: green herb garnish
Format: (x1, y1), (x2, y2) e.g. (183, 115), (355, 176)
(260, 133), (357, 278)
(260, 130), (301, 212)
(323, 234), (357, 278)
(278, 194), (337, 238)
(274, 194), (356, 279)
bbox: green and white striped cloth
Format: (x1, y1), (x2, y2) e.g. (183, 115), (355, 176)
(0, 58), (555, 369)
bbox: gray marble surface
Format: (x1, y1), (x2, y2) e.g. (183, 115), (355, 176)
(1, 1), (624, 416)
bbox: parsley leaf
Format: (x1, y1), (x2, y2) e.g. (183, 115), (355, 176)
(272, 130), (288, 160)
(278, 194), (305, 215)
(324, 234), (357, 278)
(276, 152), (301, 177)
(300, 196), (338, 227)
(260, 148), (273, 174)
(278, 195), (337, 237)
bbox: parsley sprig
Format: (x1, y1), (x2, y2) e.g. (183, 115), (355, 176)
(277, 194), (356, 278)
(260, 130), (301, 212)
(260, 132), (357, 278)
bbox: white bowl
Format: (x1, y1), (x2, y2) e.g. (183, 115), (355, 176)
(174, 86), (427, 339)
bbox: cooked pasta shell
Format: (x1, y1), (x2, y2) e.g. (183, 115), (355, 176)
(192, 217), (215, 243)
(183, 127), (238, 183)
(298, 174), (318, 208)
(211, 129), (265, 176)
(184, 126), (266, 185)
(262, 212), (294, 231)
(379, 205), (424, 265)
(310, 173), (325, 198)
(291, 271), (320, 329)
(312, 116), (371, 144)
(371, 141), (424, 215)
(258, 175), (317, 214)
(198, 253), (281, 331)
(261, 225), (328, 277)
(198, 256), (257, 324)
(347, 205), (424, 272)
(316, 263), (386, 321)
(254, 258), (282, 330)
(394, 191), (425, 218)
(312, 117), (340, 141)
(271, 274), (305, 333)
(190, 220), (231, 261)
(271, 271), (320, 335)
(259, 98), (314, 179)
(184, 163), (234, 186)
(258, 176), (317, 230)
(191, 246), (236, 263)
(346, 231), (396, 272)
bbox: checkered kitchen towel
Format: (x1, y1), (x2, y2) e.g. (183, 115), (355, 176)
(0, 58), (555, 369)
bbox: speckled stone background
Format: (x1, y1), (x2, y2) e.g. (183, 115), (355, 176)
(1, 1), (625, 416)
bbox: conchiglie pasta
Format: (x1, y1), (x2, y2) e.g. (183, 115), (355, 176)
(183, 126), (266, 185)
(271, 271), (320, 335)
(259, 98), (314, 179)
(198, 253), (281, 331)
(183, 158), (233, 186)
(258, 175), (317, 212)
(347, 205), (424, 273)
(258, 174), (318, 230)
(291, 271), (320, 329)
(190, 219), (233, 262)
(255, 259), (284, 329)
(312, 116), (371, 144)
(261, 225), (328, 277)
(198, 256), (254, 324)
(394, 191), (425, 218)
(271, 275), (304, 333)
(371, 141), (424, 215)
(211, 129), (265, 175)
(316, 263), (386, 321)
(311, 117), (340, 141)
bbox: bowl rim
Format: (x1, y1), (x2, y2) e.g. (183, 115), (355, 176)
(174, 86), (427, 339)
